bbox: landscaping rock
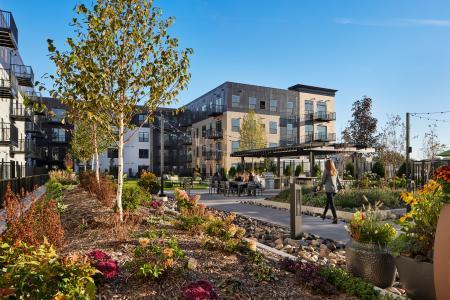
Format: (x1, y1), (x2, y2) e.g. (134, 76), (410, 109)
(187, 257), (198, 270)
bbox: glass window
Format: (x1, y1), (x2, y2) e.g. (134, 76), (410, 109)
(107, 148), (118, 158)
(51, 128), (66, 142)
(269, 121), (277, 134)
(270, 99), (278, 112)
(317, 126), (327, 140)
(139, 132), (149, 142)
(269, 142), (278, 148)
(305, 100), (314, 113)
(317, 101), (327, 118)
(231, 141), (240, 152)
(138, 114), (146, 124)
(304, 124), (313, 142)
(51, 108), (66, 122)
(202, 126), (206, 137)
(287, 101), (294, 114)
(287, 123), (294, 136)
(260, 101), (266, 110)
(249, 97), (257, 109)
(232, 95), (240, 108)
(139, 149), (149, 158)
(232, 118), (240, 132)
(202, 104), (207, 112)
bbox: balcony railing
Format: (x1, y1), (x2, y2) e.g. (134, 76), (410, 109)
(207, 104), (225, 117)
(11, 64), (34, 87)
(0, 10), (18, 48)
(314, 132), (336, 142)
(10, 102), (32, 120)
(10, 138), (25, 153)
(314, 111), (336, 122)
(0, 121), (18, 146)
(0, 68), (18, 98)
(215, 152), (223, 161)
(181, 135), (192, 145)
(206, 129), (223, 140)
(25, 121), (44, 137)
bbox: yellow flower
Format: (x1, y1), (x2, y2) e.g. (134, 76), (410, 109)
(163, 258), (174, 268)
(162, 247), (173, 258)
(138, 238), (151, 247)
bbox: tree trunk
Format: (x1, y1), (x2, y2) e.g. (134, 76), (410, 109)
(93, 123), (100, 184)
(116, 112), (124, 222)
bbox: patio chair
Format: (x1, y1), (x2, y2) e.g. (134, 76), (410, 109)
(221, 181), (232, 197)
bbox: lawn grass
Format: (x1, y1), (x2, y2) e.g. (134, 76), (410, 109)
(122, 178), (208, 190)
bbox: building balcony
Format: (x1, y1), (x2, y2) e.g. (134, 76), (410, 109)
(11, 64), (34, 87)
(0, 122), (18, 146)
(10, 102), (32, 120)
(215, 152), (223, 161)
(314, 132), (336, 142)
(280, 137), (299, 147)
(208, 104), (225, 117)
(25, 121), (45, 137)
(10, 138), (25, 153)
(0, 68), (18, 99)
(181, 135), (192, 145)
(206, 129), (223, 140)
(0, 10), (18, 49)
(313, 111), (336, 122)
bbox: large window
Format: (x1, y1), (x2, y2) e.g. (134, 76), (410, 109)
(287, 123), (294, 136)
(305, 124), (313, 142)
(269, 121), (277, 134)
(232, 95), (240, 108)
(232, 118), (240, 132)
(231, 141), (240, 152)
(139, 132), (149, 142)
(305, 100), (314, 113)
(249, 97), (257, 109)
(317, 101), (327, 118)
(138, 114), (146, 124)
(317, 126), (327, 140)
(287, 101), (294, 114)
(51, 128), (66, 142)
(270, 99), (278, 112)
(139, 149), (149, 158)
(51, 108), (66, 122)
(107, 148), (118, 158)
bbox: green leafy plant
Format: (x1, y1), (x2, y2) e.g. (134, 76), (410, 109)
(45, 178), (65, 201)
(248, 251), (275, 282)
(174, 188), (200, 211)
(121, 186), (150, 211)
(294, 165), (303, 177)
(371, 161), (385, 178)
(284, 165), (291, 177)
(0, 240), (97, 299)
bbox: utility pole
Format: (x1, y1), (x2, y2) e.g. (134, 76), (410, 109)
(406, 112), (411, 180)
(159, 113), (165, 197)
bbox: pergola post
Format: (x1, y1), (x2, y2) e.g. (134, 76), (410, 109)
(309, 151), (315, 176)
(241, 157), (245, 172)
(277, 157), (281, 177)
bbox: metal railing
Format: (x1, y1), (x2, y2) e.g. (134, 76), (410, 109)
(11, 64), (34, 86)
(0, 121), (18, 145)
(314, 132), (336, 142)
(205, 128), (223, 139)
(314, 111), (336, 122)
(0, 10), (18, 47)
(207, 104), (225, 116)
(10, 138), (25, 153)
(0, 68), (18, 97)
(10, 102), (32, 119)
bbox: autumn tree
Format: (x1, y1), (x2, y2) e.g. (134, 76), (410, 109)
(239, 111), (267, 170)
(342, 96), (378, 147)
(48, 0), (192, 221)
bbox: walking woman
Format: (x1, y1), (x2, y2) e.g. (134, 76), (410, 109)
(316, 159), (343, 224)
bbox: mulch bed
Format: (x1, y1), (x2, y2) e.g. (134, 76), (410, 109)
(60, 187), (355, 299)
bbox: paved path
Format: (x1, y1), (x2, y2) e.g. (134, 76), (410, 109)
(167, 190), (350, 243)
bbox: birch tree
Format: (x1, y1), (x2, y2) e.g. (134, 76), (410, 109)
(239, 111), (267, 170)
(48, 0), (192, 221)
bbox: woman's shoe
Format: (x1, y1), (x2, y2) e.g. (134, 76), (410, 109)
(321, 214), (326, 220)
(332, 219), (338, 224)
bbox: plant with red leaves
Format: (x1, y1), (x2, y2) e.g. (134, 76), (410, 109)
(87, 250), (118, 279)
(182, 280), (218, 300)
(150, 200), (162, 209)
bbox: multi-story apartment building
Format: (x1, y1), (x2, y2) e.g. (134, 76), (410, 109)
(0, 9), (44, 178)
(178, 82), (337, 176)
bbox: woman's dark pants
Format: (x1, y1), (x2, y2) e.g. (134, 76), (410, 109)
(323, 192), (337, 220)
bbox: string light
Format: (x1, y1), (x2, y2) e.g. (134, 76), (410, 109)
(410, 110), (450, 115)
(410, 114), (450, 123)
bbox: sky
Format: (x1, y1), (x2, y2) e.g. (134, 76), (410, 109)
(2, 0), (450, 159)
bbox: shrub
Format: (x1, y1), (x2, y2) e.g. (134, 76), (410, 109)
(79, 171), (97, 194)
(175, 204), (213, 233)
(95, 178), (116, 208)
(284, 165), (291, 176)
(45, 178), (65, 201)
(348, 202), (397, 245)
(174, 188), (200, 211)
(313, 164), (321, 177)
(49, 169), (78, 185)
(182, 280), (218, 300)
(247, 251), (275, 282)
(371, 161), (385, 178)
(0, 241), (97, 299)
(345, 162), (355, 178)
(87, 250), (118, 279)
(121, 186), (150, 211)
(294, 165), (303, 177)
(137, 171), (160, 194)
(396, 162), (407, 177)
(228, 167), (237, 178)
(3, 185), (64, 248)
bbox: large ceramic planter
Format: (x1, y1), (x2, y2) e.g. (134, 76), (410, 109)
(345, 239), (396, 288)
(434, 203), (450, 300)
(395, 255), (436, 300)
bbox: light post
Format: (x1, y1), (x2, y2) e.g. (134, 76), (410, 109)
(159, 113), (165, 197)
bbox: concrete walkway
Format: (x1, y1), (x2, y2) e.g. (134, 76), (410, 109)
(167, 190), (350, 243)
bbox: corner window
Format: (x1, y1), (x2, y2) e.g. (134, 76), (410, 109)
(260, 101), (266, 110)
(139, 149), (149, 159)
(269, 121), (277, 134)
(139, 132), (149, 142)
(231, 141), (240, 152)
(249, 97), (257, 109)
(231, 118), (240, 132)
(232, 95), (240, 108)
(270, 99), (278, 112)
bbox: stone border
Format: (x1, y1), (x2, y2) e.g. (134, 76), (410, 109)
(243, 199), (406, 221)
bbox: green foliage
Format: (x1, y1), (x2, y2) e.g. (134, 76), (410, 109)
(396, 162), (406, 177)
(228, 166), (237, 178)
(45, 178), (64, 201)
(137, 171), (160, 194)
(247, 251), (275, 282)
(313, 164), (321, 177)
(345, 162), (355, 178)
(342, 96), (378, 147)
(294, 165), (303, 176)
(0, 241), (97, 299)
(121, 186), (150, 211)
(371, 161), (385, 178)
(284, 165), (291, 176)
(220, 168), (227, 180)
(238, 111), (267, 151)
(319, 266), (380, 300)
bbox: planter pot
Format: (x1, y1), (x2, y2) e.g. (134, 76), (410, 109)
(434, 203), (450, 300)
(345, 239), (396, 288)
(395, 255), (436, 300)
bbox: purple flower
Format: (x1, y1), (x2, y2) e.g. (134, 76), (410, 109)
(182, 280), (218, 300)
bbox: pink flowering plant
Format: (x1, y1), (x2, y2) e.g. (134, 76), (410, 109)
(87, 250), (118, 280)
(182, 280), (218, 300)
(174, 188), (200, 211)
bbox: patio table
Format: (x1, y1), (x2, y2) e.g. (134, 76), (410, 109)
(229, 181), (248, 196)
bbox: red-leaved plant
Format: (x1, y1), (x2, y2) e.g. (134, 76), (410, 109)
(87, 250), (118, 279)
(182, 280), (218, 300)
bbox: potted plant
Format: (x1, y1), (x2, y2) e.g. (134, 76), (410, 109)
(345, 202), (397, 288)
(390, 179), (444, 300)
(433, 166), (450, 300)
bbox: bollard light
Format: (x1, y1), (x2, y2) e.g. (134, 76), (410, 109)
(290, 183), (303, 239)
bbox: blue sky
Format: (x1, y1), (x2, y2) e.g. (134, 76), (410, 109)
(2, 0), (450, 159)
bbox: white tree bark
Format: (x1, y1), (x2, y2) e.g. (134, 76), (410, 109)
(93, 123), (100, 184)
(116, 112), (124, 222)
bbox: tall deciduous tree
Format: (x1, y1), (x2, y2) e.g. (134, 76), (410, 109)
(377, 114), (406, 177)
(342, 96), (378, 147)
(48, 0), (192, 221)
(421, 123), (446, 160)
(239, 111), (267, 171)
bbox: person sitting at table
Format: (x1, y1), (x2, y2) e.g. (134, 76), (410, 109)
(234, 174), (243, 182)
(247, 172), (257, 196)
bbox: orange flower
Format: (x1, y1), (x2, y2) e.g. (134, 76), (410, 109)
(162, 247), (173, 258)
(163, 258), (174, 268)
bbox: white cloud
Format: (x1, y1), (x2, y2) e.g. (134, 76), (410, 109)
(333, 18), (450, 28)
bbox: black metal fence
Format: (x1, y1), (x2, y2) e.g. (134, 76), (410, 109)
(0, 174), (49, 208)
(0, 161), (47, 180)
